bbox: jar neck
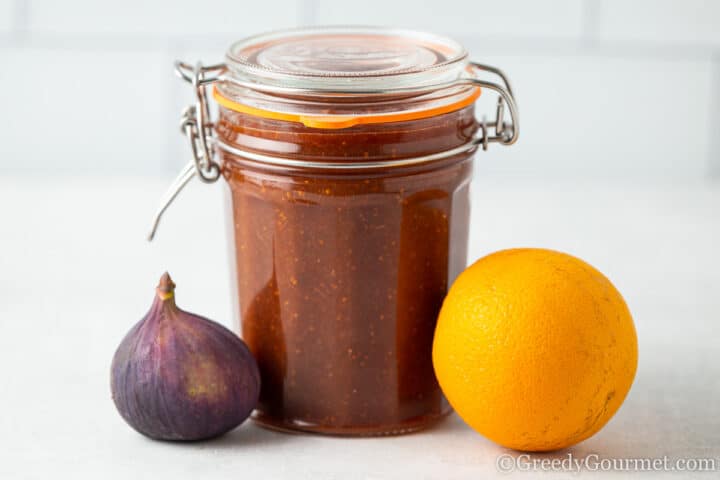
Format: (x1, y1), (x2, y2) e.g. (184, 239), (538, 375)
(215, 105), (478, 166)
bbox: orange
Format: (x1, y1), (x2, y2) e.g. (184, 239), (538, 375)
(432, 248), (638, 452)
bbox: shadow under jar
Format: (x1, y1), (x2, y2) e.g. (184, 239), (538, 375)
(155, 26), (519, 436)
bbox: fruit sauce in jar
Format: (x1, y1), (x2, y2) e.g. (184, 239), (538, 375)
(156, 26), (519, 435)
(218, 107), (474, 434)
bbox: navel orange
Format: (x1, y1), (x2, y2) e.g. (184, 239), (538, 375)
(432, 248), (638, 451)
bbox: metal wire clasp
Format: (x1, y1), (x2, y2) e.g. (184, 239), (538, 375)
(147, 62), (225, 241)
(176, 61), (224, 183)
(466, 62), (519, 151)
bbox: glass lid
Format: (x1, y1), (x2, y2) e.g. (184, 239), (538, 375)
(225, 26), (469, 92)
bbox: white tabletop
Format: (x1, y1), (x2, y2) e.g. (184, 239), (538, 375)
(1, 176), (718, 479)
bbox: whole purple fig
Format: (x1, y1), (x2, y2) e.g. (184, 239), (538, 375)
(111, 273), (260, 441)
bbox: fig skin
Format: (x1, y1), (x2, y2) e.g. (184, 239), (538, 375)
(111, 273), (260, 441)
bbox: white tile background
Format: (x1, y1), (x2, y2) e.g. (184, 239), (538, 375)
(0, 0), (718, 179)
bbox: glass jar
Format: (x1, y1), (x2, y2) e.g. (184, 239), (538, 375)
(149, 27), (518, 436)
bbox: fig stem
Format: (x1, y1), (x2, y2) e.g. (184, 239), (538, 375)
(156, 272), (176, 301)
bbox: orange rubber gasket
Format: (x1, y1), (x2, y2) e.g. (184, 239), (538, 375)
(212, 85), (481, 129)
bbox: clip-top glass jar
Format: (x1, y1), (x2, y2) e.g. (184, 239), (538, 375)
(149, 26), (518, 436)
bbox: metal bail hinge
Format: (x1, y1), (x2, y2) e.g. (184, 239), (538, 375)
(147, 61), (226, 241)
(467, 62), (519, 151)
